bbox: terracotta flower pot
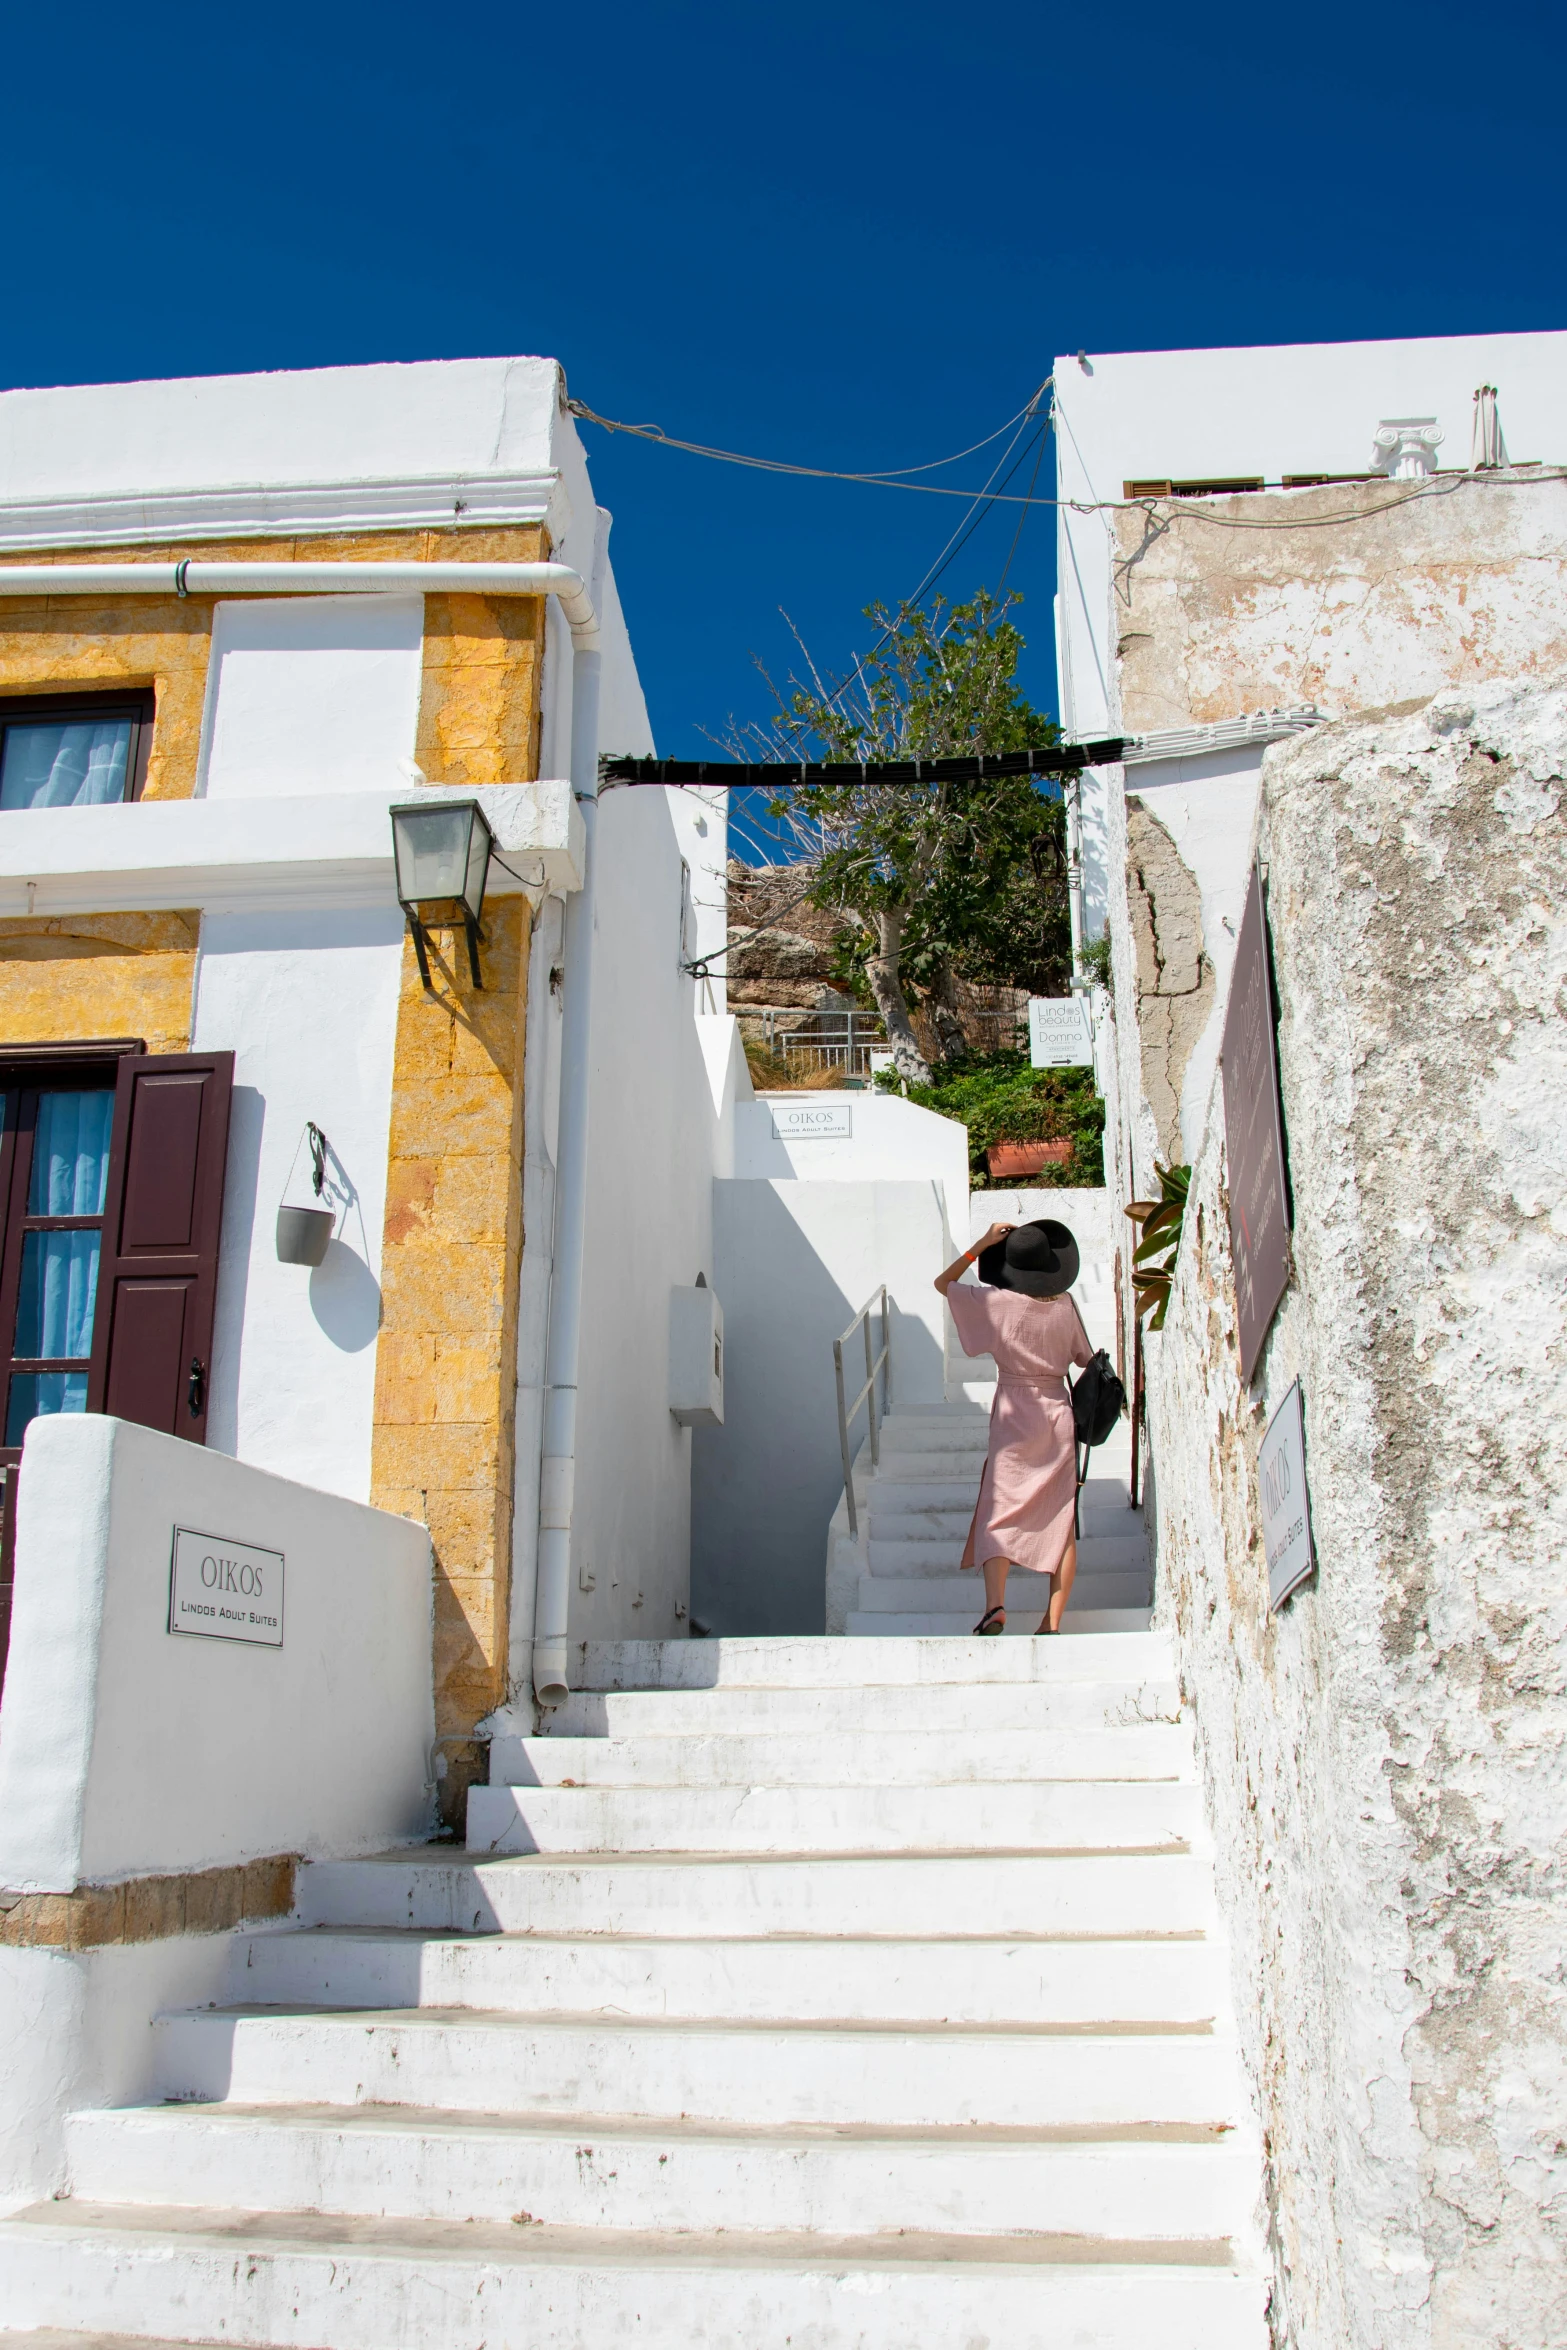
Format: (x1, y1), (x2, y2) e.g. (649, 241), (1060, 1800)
(985, 1139), (1073, 1179)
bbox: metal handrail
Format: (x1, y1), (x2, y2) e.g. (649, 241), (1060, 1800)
(833, 1286), (891, 1538)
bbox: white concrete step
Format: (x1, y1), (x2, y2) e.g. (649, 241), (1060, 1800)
(867, 1533), (1149, 1575)
(555, 1632), (1173, 1689)
(856, 1573), (1153, 1615)
(870, 1496), (1142, 1537)
(493, 1723), (1192, 1786)
(535, 1672), (1182, 1736)
(228, 1927), (1224, 2025)
(848, 1608), (1155, 1637)
(294, 1848), (1215, 1937)
(873, 1449), (1000, 1483)
(878, 1415), (990, 1448)
(463, 1777), (1198, 1857)
(0, 2205), (1272, 2350)
(153, 2007), (1240, 2129)
(68, 2101), (1255, 2242)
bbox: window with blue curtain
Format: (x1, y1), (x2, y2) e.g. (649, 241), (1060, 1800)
(0, 692), (153, 811)
(2, 1087), (115, 1445)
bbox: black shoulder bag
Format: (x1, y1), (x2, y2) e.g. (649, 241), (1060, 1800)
(1066, 1300), (1127, 1538)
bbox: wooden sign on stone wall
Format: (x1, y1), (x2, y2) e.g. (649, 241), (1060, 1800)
(1221, 861), (1292, 1383)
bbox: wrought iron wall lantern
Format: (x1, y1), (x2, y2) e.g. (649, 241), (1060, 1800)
(390, 798), (495, 990)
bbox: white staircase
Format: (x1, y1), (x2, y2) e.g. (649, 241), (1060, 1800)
(0, 1636), (1268, 2350)
(837, 1402), (1152, 1635)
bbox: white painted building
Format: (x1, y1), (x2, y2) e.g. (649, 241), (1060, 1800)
(1055, 327), (1567, 1166)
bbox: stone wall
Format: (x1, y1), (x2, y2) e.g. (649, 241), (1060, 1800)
(1141, 676), (1567, 2350)
(1123, 800), (1212, 1165)
(1112, 474), (1567, 734)
(0, 912), (197, 1056)
(370, 898), (530, 1811)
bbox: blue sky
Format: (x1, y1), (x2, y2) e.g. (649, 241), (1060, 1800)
(4, 1), (1563, 856)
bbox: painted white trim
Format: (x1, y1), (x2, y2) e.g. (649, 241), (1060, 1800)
(0, 471), (566, 555)
(0, 781), (584, 918)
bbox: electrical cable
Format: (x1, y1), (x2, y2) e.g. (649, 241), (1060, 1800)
(570, 390), (1567, 527)
(567, 381), (1051, 487)
(994, 396), (1052, 599)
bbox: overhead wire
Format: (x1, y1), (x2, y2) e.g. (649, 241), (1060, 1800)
(570, 391), (1567, 529)
(566, 382), (1052, 488)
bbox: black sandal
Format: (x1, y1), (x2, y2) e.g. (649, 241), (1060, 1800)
(973, 1605), (1007, 1636)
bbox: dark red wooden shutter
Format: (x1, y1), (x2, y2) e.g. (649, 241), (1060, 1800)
(89, 1053), (234, 1442)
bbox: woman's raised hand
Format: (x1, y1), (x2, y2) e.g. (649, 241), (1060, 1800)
(980, 1221), (1015, 1249)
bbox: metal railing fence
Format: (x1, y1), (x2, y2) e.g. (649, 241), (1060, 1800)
(833, 1286), (891, 1538)
(755, 1007), (885, 1076)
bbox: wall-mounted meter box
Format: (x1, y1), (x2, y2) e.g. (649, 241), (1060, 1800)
(669, 1284), (724, 1426)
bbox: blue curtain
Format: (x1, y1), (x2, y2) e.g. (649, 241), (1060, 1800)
(5, 1090), (114, 1443)
(5, 1371), (88, 1443)
(29, 1090), (113, 1215)
(1, 718), (132, 811)
(15, 1229), (101, 1360)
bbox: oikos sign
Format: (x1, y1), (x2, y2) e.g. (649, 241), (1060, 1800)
(1258, 1381), (1315, 1611)
(168, 1526), (285, 1648)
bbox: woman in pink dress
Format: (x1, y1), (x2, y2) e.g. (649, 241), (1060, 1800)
(935, 1218), (1093, 1635)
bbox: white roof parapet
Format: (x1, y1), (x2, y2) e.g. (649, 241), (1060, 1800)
(1120, 708), (1322, 765)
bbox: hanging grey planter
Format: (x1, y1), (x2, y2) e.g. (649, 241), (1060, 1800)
(276, 1205), (335, 1267)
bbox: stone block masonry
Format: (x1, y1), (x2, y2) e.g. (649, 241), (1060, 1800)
(0, 1856), (295, 1949)
(371, 897), (530, 1814)
(0, 910), (197, 1056)
(1141, 675), (1567, 2350)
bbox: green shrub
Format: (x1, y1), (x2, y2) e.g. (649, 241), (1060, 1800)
(886, 1050), (1104, 1187)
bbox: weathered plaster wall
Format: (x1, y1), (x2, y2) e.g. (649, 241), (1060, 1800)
(1124, 798), (1212, 1165)
(369, 899), (530, 1792)
(1113, 475), (1567, 734)
(1143, 676), (1567, 2350)
(0, 913), (196, 1054)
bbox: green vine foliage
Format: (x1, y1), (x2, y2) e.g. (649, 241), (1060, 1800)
(886, 1051), (1105, 1188)
(1125, 1162), (1191, 1328)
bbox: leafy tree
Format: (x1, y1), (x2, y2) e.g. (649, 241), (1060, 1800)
(717, 590), (1067, 1081)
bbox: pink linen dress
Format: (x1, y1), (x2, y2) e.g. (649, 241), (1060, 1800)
(946, 1283), (1093, 1578)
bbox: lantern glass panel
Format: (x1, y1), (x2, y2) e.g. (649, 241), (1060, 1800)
(392, 804), (473, 908)
(463, 809), (493, 921)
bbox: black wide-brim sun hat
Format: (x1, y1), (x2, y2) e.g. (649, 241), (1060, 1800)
(977, 1218), (1079, 1299)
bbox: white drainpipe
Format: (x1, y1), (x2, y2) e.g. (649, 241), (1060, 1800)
(531, 529), (606, 1705)
(0, 551), (607, 1704)
(0, 560), (598, 633)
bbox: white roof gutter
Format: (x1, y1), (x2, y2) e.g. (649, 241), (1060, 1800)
(0, 561), (600, 645)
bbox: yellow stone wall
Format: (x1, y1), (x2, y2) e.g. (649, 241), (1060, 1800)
(0, 913), (197, 1054)
(369, 902), (531, 1805)
(0, 525), (549, 798)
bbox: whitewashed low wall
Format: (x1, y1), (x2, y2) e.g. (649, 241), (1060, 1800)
(0, 1414), (433, 1891)
(0, 1415), (432, 2212)
(735, 1093), (970, 1195)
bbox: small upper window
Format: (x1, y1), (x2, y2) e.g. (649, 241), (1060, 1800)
(0, 689), (154, 812)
